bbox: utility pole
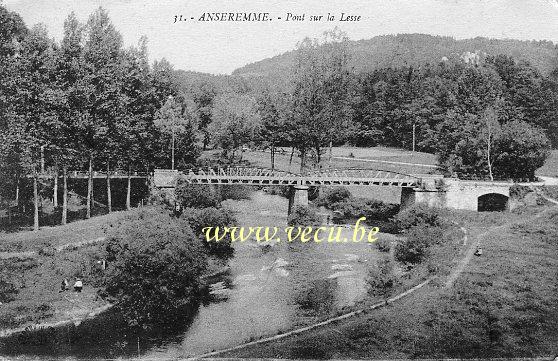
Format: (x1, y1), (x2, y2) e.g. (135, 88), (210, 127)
(40, 145), (45, 173)
(171, 128), (175, 170)
(412, 123), (416, 152)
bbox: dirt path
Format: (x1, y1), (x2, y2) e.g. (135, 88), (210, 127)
(333, 156), (440, 169)
(445, 204), (557, 288)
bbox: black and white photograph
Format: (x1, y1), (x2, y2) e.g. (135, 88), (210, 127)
(0, 0), (557, 359)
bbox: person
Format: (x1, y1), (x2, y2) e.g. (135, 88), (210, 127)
(73, 278), (83, 292)
(59, 278), (69, 293)
(173, 202), (182, 217)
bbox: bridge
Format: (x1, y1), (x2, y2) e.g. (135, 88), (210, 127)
(154, 167), (523, 213)
(165, 167), (421, 187)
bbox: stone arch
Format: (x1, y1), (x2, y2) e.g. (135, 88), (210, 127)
(477, 192), (509, 212)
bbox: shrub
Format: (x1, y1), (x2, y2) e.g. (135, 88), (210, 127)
(175, 181), (220, 208)
(183, 207), (236, 259)
(288, 205), (321, 226)
(315, 187), (352, 207)
(394, 225), (444, 264)
(367, 256), (399, 298)
(218, 185), (253, 201)
(104, 208), (207, 329)
(395, 204), (444, 231)
(375, 237), (392, 252)
(0, 277), (18, 303)
(361, 200), (399, 221)
(265, 185), (291, 198)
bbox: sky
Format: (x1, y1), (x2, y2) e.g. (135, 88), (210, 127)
(3, 0), (558, 74)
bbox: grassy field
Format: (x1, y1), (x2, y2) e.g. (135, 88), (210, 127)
(222, 205), (558, 359)
(0, 243), (108, 330)
(0, 210), (138, 330)
(241, 146), (556, 180)
(536, 149), (558, 178)
(240, 147), (441, 176)
(0, 209), (142, 253)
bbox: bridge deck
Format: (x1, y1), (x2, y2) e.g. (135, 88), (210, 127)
(154, 168), (420, 188)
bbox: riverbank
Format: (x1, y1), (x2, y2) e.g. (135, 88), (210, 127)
(0, 205), (232, 338)
(219, 204), (558, 359)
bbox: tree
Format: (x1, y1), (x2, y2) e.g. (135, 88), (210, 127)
(209, 93), (261, 161)
(480, 106), (502, 181)
(493, 121), (551, 181)
(257, 87), (289, 170)
(367, 256), (399, 299)
(9, 25), (59, 230)
(154, 95), (197, 169)
(104, 209), (207, 329)
(289, 28), (355, 171)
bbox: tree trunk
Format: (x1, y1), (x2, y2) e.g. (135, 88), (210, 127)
(15, 176), (20, 206)
(33, 174), (39, 231)
(487, 132), (494, 181)
(289, 147), (295, 171)
(171, 130), (175, 170)
(62, 166), (68, 225)
(86, 155), (92, 219)
(53, 168), (58, 208)
(300, 149), (306, 174)
(126, 165), (131, 211)
(328, 139), (333, 167)
(270, 144), (275, 171)
(106, 162), (112, 213)
(40, 145), (45, 174)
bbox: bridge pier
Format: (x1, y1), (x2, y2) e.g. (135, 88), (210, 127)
(288, 185), (309, 215)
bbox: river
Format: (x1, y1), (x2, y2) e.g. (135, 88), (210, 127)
(0, 191), (394, 359)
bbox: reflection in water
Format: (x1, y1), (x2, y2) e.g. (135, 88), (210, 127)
(0, 191), (390, 359)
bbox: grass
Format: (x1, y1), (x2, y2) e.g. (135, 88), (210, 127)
(221, 205), (558, 359)
(0, 243), (108, 330)
(0, 208), (143, 252)
(536, 150), (558, 178)
(239, 147), (442, 175)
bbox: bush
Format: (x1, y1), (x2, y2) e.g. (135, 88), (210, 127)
(265, 185), (291, 198)
(175, 181), (220, 208)
(218, 185), (253, 201)
(315, 187), (352, 207)
(361, 200), (399, 221)
(0, 277), (18, 303)
(394, 225), (444, 264)
(183, 207), (236, 259)
(288, 206), (321, 226)
(375, 237), (392, 252)
(395, 204), (444, 231)
(104, 208), (208, 329)
(367, 256), (399, 298)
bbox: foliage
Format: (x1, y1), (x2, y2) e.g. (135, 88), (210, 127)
(208, 93), (261, 160)
(175, 180), (220, 208)
(395, 204), (443, 231)
(394, 225), (444, 264)
(374, 237), (392, 252)
(183, 207), (236, 259)
(492, 121), (551, 180)
(315, 187), (352, 207)
(218, 185), (253, 201)
(316, 189), (399, 224)
(367, 256), (399, 298)
(265, 185), (292, 198)
(287, 205), (321, 226)
(104, 208), (207, 329)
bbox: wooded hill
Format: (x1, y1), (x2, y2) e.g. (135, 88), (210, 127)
(232, 34), (558, 78)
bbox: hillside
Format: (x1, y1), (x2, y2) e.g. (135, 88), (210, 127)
(233, 34), (558, 77)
